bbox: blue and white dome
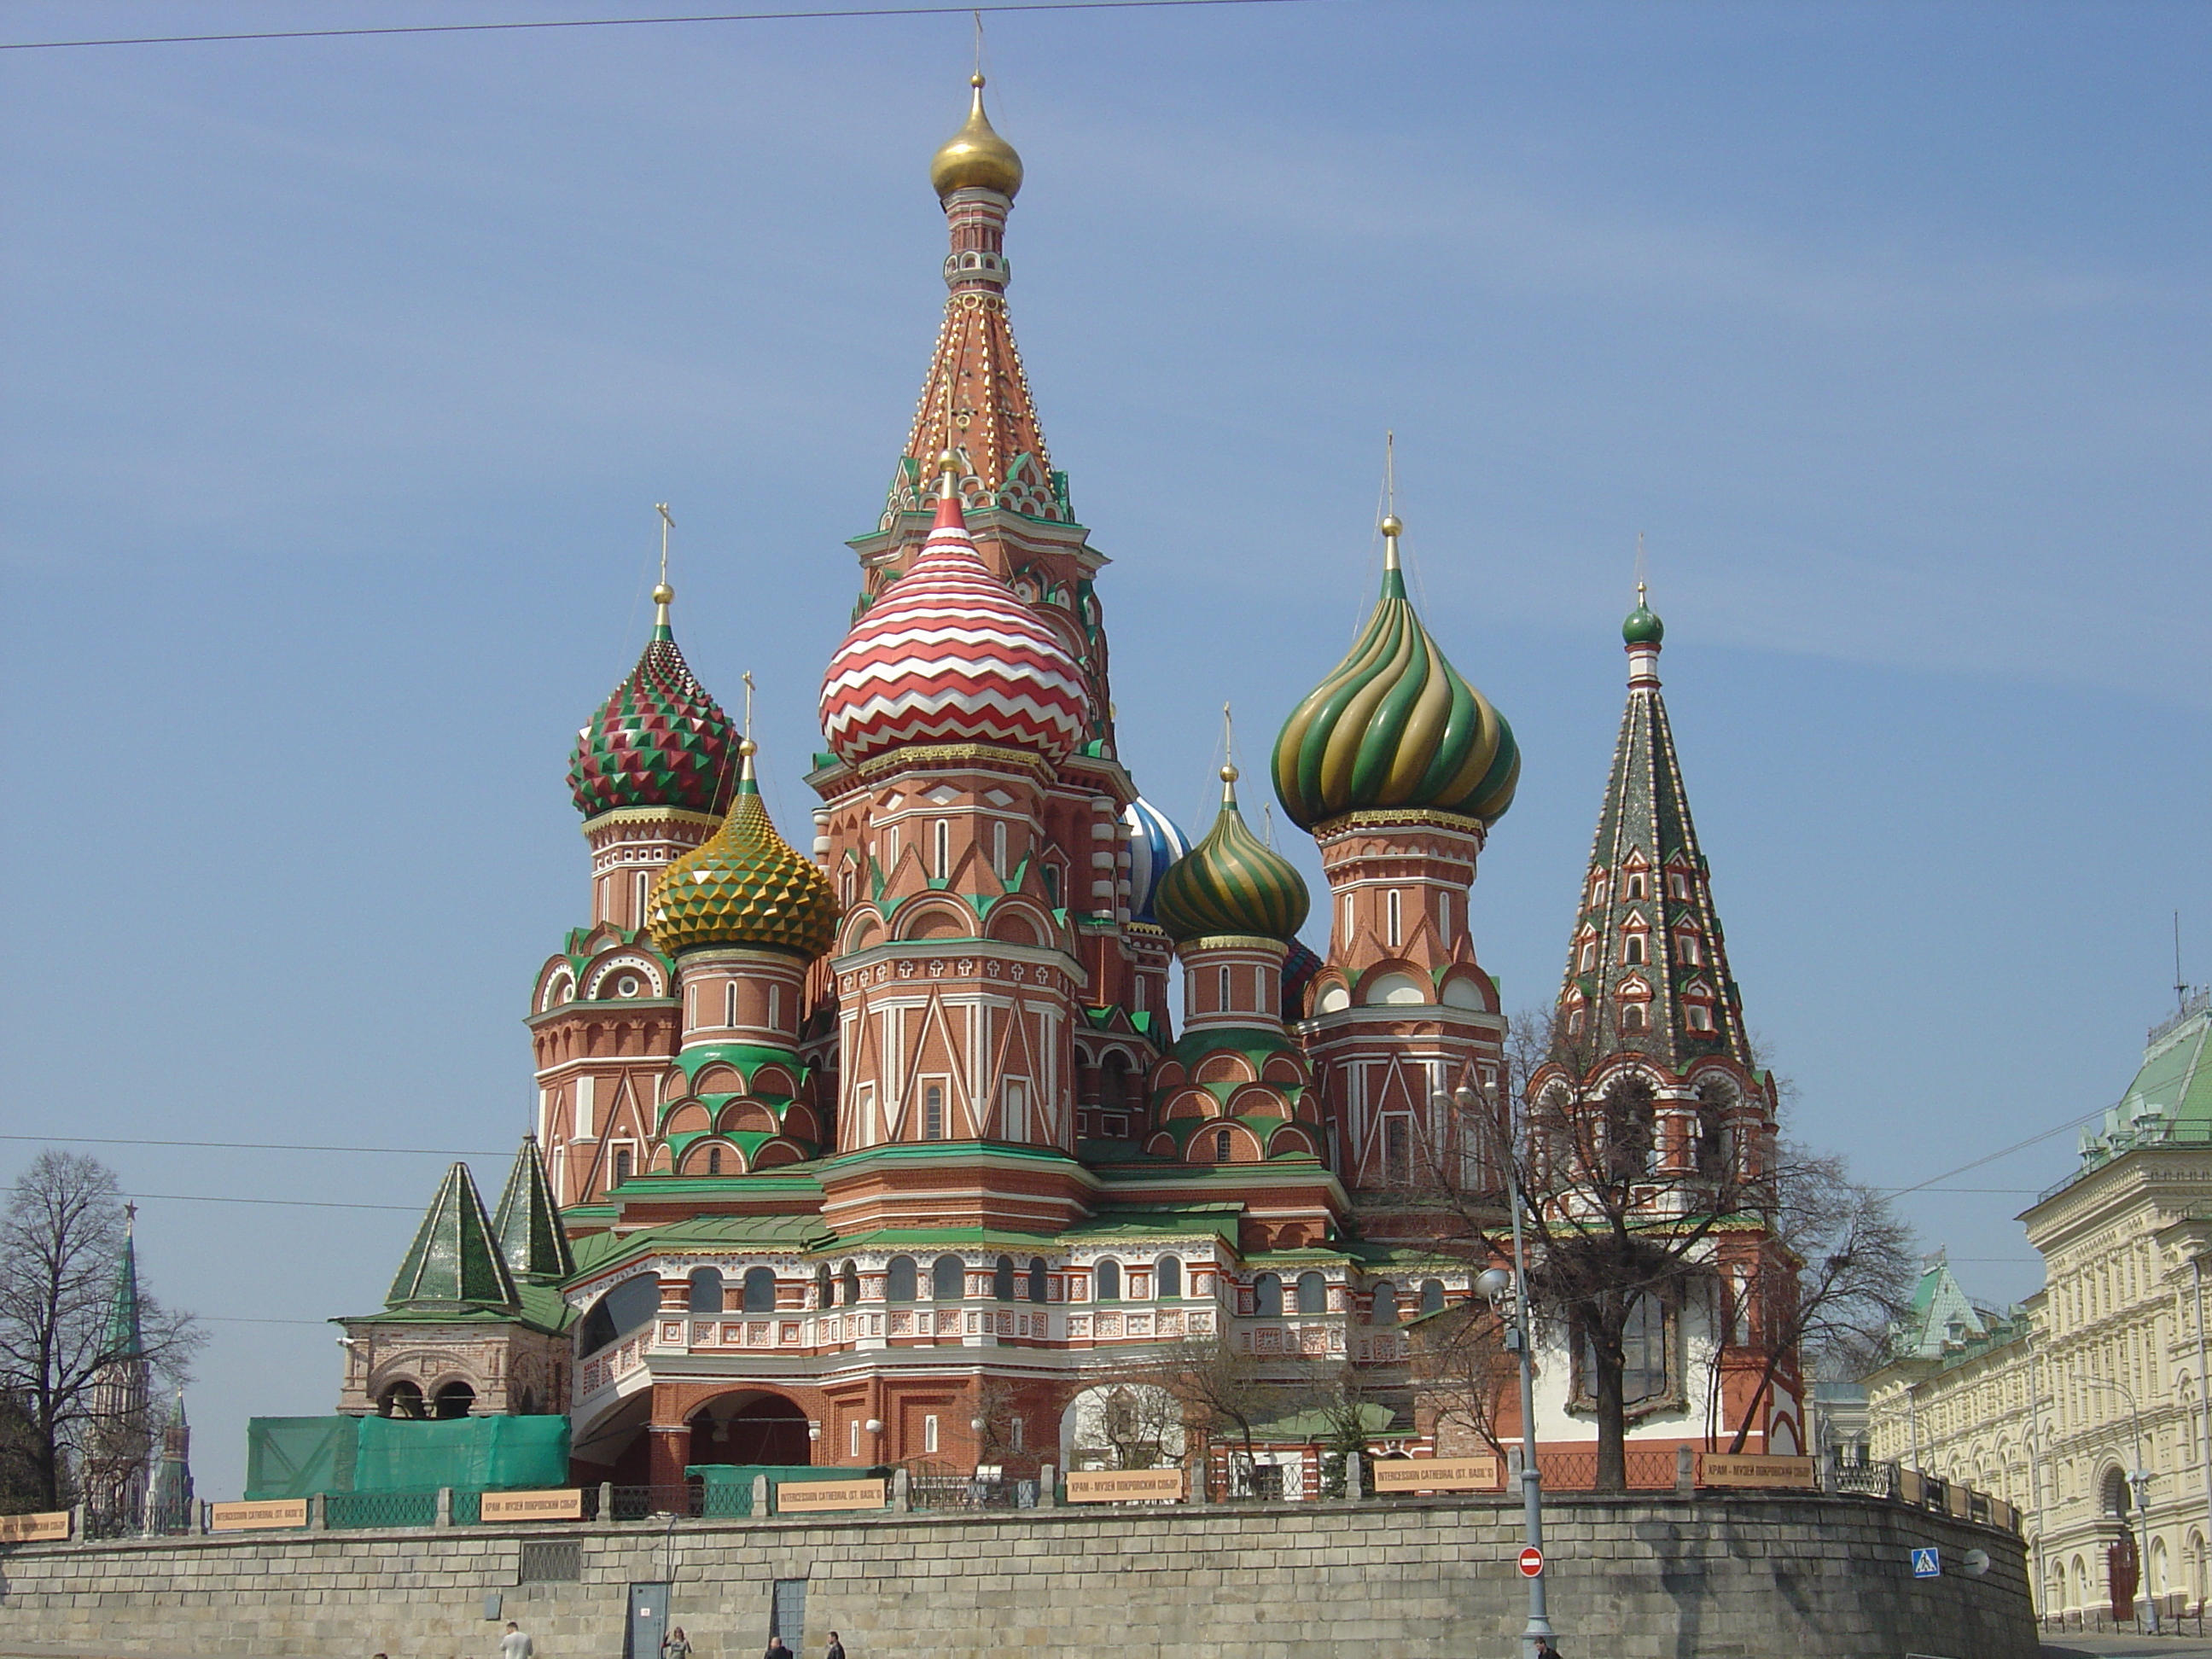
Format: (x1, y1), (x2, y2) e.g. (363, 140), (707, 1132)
(1124, 796), (1192, 926)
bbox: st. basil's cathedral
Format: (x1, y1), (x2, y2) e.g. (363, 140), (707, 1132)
(334, 77), (1797, 1496)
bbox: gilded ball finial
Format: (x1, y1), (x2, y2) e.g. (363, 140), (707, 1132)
(651, 583), (674, 606)
(738, 736), (758, 757)
(971, 72), (985, 87)
(937, 449), (960, 476)
(1379, 514), (1403, 538)
(1220, 763), (1239, 784)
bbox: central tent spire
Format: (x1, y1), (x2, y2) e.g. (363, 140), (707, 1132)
(884, 73), (1064, 527)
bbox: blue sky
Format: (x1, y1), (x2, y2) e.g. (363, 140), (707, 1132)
(2, 0), (2206, 1499)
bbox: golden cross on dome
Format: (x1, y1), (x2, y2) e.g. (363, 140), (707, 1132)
(742, 670), (756, 741)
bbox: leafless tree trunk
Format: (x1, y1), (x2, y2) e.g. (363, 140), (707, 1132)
(0, 1153), (201, 1512)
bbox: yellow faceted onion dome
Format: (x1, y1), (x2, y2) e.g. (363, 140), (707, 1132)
(647, 741), (840, 959)
(930, 74), (1024, 200)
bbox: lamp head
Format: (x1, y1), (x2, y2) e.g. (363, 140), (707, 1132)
(1475, 1268), (1513, 1301)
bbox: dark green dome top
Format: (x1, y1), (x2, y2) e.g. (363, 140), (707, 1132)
(1154, 767), (1311, 945)
(1623, 591), (1664, 646)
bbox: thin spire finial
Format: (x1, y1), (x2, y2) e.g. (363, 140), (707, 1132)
(2179, 911), (2189, 1015)
(1379, 433), (1402, 572)
(124, 1201), (137, 1236)
(1634, 529), (1648, 607)
(737, 671), (758, 789)
(652, 503), (675, 632)
(972, 9), (985, 82)
(1220, 703), (1240, 802)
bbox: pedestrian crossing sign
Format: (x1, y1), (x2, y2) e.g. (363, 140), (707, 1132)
(1912, 1548), (1941, 1580)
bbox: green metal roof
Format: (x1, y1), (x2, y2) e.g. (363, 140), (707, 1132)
(491, 1138), (574, 1286)
(101, 1226), (143, 1361)
(383, 1161), (520, 1315)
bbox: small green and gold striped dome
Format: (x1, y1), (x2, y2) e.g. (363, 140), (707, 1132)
(1272, 521), (1519, 831)
(648, 743), (840, 959)
(1153, 767), (1310, 945)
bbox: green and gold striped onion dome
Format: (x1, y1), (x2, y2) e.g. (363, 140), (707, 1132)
(648, 754), (840, 958)
(1272, 562), (1519, 831)
(1152, 771), (1310, 945)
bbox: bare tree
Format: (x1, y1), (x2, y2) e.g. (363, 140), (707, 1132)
(1401, 1003), (1777, 1491)
(1706, 1144), (1916, 1453)
(1407, 1297), (1518, 1462)
(0, 1153), (202, 1512)
(1149, 1333), (1301, 1497)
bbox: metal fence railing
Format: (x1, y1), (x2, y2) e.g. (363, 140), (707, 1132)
(325, 1491), (439, 1530)
(1534, 1447), (1679, 1491)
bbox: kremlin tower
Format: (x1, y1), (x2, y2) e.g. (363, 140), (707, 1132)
(330, 73), (1799, 1497)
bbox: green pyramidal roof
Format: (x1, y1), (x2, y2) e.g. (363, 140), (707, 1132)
(491, 1137), (575, 1286)
(386, 1162), (521, 1314)
(102, 1225), (143, 1360)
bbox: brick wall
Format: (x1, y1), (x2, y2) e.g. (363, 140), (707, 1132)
(0, 1492), (2035, 1659)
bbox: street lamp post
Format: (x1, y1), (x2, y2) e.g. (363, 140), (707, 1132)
(1452, 1086), (1554, 1659)
(2081, 1376), (2158, 1633)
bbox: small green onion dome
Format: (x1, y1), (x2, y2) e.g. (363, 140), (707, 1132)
(1153, 766), (1311, 944)
(1622, 593), (1664, 646)
(647, 741), (841, 959)
(1271, 522), (1519, 831)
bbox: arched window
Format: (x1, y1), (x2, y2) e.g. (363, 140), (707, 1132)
(1218, 966), (1231, 1008)
(932, 1254), (965, 1301)
(1386, 889), (1402, 947)
(841, 1260), (861, 1306)
(1606, 1077), (1658, 1177)
(1296, 1272), (1329, 1315)
(1623, 934), (1645, 965)
(689, 1267), (724, 1313)
(433, 1381), (475, 1420)
(725, 981), (739, 1028)
(1370, 1283), (1399, 1325)
(613, 1149), (633, 1187)
(887, 1255), (917, 1302)
(1627, 873), (1645, 899)
(1096, 1259), (1121, 1302)
(1214, 1127), (1233, 1162)
(993, 1255), (1016, 1301)
(707, 1145), (724, 1176)
(814, 1263), (832, 1308)
(923, 1083), (946, 1141)
(579, 1274), (660, 1354)
(1028, 1256), (1049, 1303)
(1420, 1279), (1447, 1316)
(1621, 1003), (1646, 1033)
(1253, 1272), (1284, 1317)
(992, 821), (1007, 877)
(934, 819), (950, 880)
(1155, 1256), (1183, 1299)
(742, 1267), (777, 1313)
(379, 1380), (424, 1419)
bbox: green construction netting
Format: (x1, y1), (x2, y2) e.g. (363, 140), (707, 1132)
(684, 1464), (893, 1517)
(247, 1415), (571, 1500)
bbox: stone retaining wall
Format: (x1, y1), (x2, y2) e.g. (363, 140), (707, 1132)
(0, 1492), (2035, 1659)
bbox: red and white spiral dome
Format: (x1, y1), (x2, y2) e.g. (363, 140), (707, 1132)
(819, 490), (1091, 766)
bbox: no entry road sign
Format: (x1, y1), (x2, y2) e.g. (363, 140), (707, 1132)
(1518, 1547), (1545, 1578)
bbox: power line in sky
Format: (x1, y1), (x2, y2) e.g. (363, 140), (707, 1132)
(0, 1132), (504, 1158)
(0, 0), (1322, 52)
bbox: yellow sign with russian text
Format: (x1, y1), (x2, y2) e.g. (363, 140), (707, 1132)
(1066, 1469), (1185, 1503)
(480, 1489), (584, 1522)
(0, 1510), (71, 1543)
(1696, 1454), (1815, 1489)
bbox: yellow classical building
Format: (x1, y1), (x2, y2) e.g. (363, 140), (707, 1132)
(1867, 992), (2212, 1620)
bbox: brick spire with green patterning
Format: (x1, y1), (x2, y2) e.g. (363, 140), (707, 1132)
(385, 1162), (521, 1315)
(1555, 588), (1755, 1071)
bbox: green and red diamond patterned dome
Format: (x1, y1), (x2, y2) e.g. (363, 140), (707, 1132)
(569, 614), (737, 819)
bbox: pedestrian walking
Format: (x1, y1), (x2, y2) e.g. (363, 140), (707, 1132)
(1532, 1637), (1562, 1657)
(500, 1621), (535, 1659)
(765, 1635), (794, 1659)
(825, 1630), (846, 1659)
(662, 1626), (693, 1659)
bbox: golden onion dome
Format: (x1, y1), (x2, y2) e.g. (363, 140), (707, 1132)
(929, 74), (1024, 200)
(647, 741), (840, 959)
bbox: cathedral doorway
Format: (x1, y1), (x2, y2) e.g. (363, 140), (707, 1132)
(687, 1390), (810, 1466)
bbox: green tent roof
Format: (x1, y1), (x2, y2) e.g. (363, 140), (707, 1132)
(491, 1137), (574, 1286)
(384, 1161), (520, 1315)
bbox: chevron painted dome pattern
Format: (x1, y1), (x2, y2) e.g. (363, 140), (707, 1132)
(648, 756), (840, 959)
(1272, 560), (1519, 831)
(1154, 772), (1310, 945)
(819, 493), (1090, 765)
(569, 626), (736, 819)
(1123, 796), (1192, 926)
